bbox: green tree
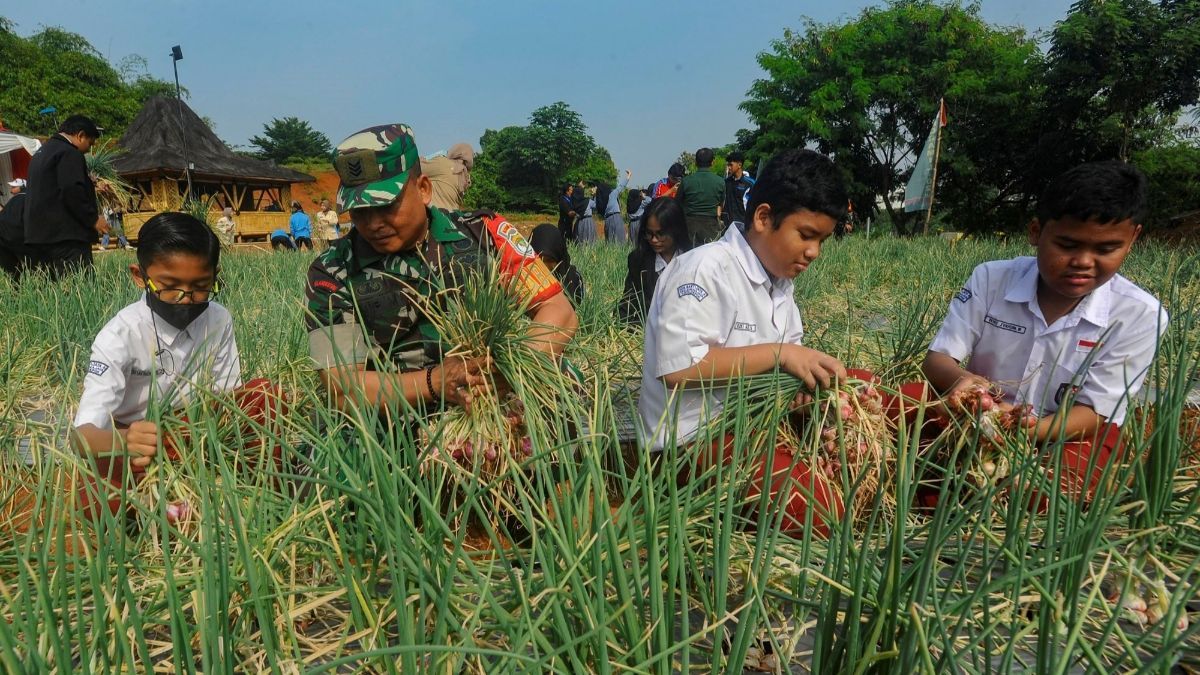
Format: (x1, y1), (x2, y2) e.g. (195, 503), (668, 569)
(740, 1), (1042, 233)
(249, 117), (332, 164)
(1133, 140), (1200, 227)
(520, 102), (599, 194)
(1029, 0), (1200, 193)
(0, 18), (176, 137)
(465, 103), (612, 212)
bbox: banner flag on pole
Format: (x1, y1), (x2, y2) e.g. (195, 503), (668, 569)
(903, 99), (948, 213)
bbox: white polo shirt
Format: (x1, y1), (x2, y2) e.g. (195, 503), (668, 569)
(929, 257), (1166, 425)
(73, 297), (242, 429)
(639, 223), (805, 450)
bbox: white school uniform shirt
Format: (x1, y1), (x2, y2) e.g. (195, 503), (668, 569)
(929, 257), (1166, 425)
(73, 297), (242, 429)
(639, 223), (805, 450)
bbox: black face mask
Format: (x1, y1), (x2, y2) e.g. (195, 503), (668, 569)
(146, 293), (209, 331)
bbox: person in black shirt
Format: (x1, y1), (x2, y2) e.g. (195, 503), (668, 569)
(556, 184), (577, 241)
(0, 179), (30, 282)
(617, 197), (692, 324)
(23, 115), (103, 278)
(722, 151), (756, 227)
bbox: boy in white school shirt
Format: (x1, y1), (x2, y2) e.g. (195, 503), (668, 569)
(922, 161), (1166, 499)
(72, 212), (280, 516)
(639, 149), (849, 535)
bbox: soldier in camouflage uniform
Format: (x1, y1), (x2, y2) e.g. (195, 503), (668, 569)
(306, 124), (578, 412)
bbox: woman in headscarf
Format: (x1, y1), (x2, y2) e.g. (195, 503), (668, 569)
(626, 186), (651, 242)
(574, 185), (598, 244)
(530, 224), (585, 306)
(600, 169), (631, 244)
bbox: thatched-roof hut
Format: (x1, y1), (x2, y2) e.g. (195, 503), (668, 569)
(114, 96), (315, 241)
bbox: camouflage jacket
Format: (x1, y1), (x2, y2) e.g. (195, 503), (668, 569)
(305, 207), (561, 372)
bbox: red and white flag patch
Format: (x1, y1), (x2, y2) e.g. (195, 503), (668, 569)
(1077, 339), (1099, 351)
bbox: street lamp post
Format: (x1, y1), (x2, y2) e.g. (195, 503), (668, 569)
(171, 45), (194, 201)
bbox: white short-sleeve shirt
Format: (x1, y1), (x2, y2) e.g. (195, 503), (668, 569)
(73, 297), (242, 429)
(638, 223), (805, 450)
(929, 257), (1166, 425)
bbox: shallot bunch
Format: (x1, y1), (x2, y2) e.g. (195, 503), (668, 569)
(803, 380), (892, 521)
(1109, 580), (1190, 631)
(423, 393), (535, 477)
(944, 384), (1038, 482)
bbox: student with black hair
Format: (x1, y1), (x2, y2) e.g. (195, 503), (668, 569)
(617, 197), (691, 324)
(639, 148), (849, 536)
(72, 212), (280, 515)
(23, 114), (104, 278)
(557, 184), (578, 241)
(918, 161), (1165, 502)
(652, 163), (685, 199)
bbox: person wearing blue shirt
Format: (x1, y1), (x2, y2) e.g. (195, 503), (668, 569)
(270, 228), (296, 251)
(289, 201), (313, 250)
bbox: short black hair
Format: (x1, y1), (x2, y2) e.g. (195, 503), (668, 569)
(59, 115), (101, 138)
(726, 151), (745, 164)
(746, 149), (848, 227)
(136, 212), (221, 271)
(667, 162), (686, 179)
(1036, 161), (1147, 225)
(639, 197), (692, 256)
(695, 148), (714, 168)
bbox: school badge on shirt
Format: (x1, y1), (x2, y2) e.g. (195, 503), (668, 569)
(677, 283), (709, 302)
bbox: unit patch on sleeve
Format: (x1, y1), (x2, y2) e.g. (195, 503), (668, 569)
(955, 288), (973, 303)
(676, 283), (709, 302)
(87, 360), (110, 376)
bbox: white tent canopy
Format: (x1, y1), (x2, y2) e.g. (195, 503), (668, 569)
(0, 131), (40, 207)
(0, 131), (40, 156)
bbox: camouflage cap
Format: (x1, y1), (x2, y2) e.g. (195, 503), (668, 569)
(333, 124), (420, 212)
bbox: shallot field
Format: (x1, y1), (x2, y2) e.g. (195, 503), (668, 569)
(2, 233), (1198, 673)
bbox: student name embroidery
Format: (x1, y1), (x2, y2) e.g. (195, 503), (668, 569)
(86, 361), (109, 376)
(955, 288), (973, 303)
(733, 321), (756, 332)
(984, 315), (1027, 334)
(677, 283), (709, 302)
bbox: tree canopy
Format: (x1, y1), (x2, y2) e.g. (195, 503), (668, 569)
(0, 18), (177, 137)
(248, 117), (332, 164)
(464, 103), (615, 212)
(739, 0), (1200, 232)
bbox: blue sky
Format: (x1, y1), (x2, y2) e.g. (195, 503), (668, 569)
(6, 1), (1074, 185)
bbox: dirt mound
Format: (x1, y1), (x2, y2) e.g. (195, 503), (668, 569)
(291, 169), (341, 214)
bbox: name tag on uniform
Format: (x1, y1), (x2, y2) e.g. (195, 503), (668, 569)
(984, 314), (1027, 334)
(733, 321), (756, 332)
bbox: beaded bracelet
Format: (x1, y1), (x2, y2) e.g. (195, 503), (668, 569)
(425, 366), (438, 400)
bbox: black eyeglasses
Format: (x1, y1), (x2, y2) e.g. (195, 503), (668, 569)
(146, 278), (219, 303)
(644, 229), (670, 241)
